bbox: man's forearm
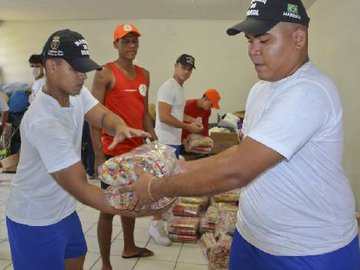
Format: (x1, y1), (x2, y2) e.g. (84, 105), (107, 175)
(89, 125), (104, 157)
(154, 137), (283, 199)
(160, 114), (187, 129)
(101, 111), (127, 137)
(153, 150), (242, 198)
(143, 112), (157, 140)
(183, 114), (196, 123)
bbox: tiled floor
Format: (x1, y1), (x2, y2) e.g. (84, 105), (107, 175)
(0, 173), (208, 270)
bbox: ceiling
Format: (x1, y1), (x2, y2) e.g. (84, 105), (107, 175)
(0, 0), (316, 22)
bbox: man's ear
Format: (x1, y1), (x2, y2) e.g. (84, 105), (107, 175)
(113, 40), (118, 49)
(293, 28), (307, 49)
(45, 59), (57, 74)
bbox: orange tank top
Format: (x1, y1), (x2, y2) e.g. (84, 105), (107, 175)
(102, 62), (148, 156)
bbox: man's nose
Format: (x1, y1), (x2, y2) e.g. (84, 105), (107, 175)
(78, 72), (87, 80)
(249, 41), (260, 56)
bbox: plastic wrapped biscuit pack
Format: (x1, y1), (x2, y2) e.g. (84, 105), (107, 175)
(98, 141), (178, 211)
(185, 134), (214, 154)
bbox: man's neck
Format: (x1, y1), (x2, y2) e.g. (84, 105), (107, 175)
(42, 83), (70, 107)
(196, 98), (202, 109)
(173, 75), (184, 86)
(116, 58), (136, 77)
(35, 74), (45, 80)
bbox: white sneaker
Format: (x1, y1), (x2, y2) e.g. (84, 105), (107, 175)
(149, 220), (171, 246)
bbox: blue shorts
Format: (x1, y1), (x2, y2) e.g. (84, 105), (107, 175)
(6, 211), (87, 270)
(168, 144), (180, 159)
(229, 229), (360, 270)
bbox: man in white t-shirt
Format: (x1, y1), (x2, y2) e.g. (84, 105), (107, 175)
(151, 54), (203, 245)
(5, 29), (155, 270)
(28, 54), (46, 104)
(155, 54), (204, 154)
(123, 0), (360, 269)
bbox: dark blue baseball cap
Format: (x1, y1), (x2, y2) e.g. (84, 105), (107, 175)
(42, 29), (102, 73)
(227, 0), (310, 36)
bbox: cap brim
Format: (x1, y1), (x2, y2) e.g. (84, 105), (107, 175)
(179, 62), (196, 69)
(227, 18), (279, 36)
(69, 57), (102, 73)
(128, 31), (141, 37)
(212, 101), (219, 110)
(114, 31), (141, 41)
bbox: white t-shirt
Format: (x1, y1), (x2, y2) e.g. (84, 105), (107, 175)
(155, 77), (185, 145)
(6, 87), (98, 226)
(28, 77), (46, 104)
(237, 62), (357, 256)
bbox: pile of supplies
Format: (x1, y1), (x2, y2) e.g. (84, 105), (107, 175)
(98, 140), (242, 269)
(200, 189), (240, 270)
(167, 196), (209, 243)
(168, 189), (240, 269)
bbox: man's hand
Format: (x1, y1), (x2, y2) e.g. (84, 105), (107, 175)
(107, 127), (150, 150)
(186, 121), (204, 134)
(117, 168), (160, 212)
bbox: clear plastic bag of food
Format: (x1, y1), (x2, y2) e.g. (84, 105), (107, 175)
(98, 141), (178, 211)
(171, 202), (201, 217)
(104, 185), (176, 211)
(199, 216), (215, 234)
(208, 234), (232, 269)
(205, 205), (219, 224)
(200, 232), (216, 258)
(167, 216), (200, 236)
(179, 196), (209, 210)
(168, 233), (198, 243)
(213, 189), (241, 203)
(214, 212), (237, 239)
(185, 134), (213, 154)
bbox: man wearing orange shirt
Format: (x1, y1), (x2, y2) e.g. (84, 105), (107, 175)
(181, 88), (221, 144)
(90, 23), (156, 269)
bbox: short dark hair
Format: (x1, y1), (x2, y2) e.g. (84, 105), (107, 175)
(28, 54), (43, 64)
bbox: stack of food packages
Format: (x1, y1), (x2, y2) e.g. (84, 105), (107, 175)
(199, 189), (240, 270)
(167, 196), (209, 243)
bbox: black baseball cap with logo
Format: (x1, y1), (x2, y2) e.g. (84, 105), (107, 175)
(227, 0), (310, 36)
(42, 29), (102, 73)
(176, 54), (196, 69)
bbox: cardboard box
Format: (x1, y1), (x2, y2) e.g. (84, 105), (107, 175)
(0, 153), (19, 173)
(210, 132), (239, 154)
(233, 110), (245, 119)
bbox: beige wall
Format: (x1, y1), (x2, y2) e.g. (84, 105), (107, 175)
(0, 19), (257, 123)
(308, 0), (360, 210)
(0, 0), (359, 209)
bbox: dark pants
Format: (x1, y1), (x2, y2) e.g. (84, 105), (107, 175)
(81, 122), (95, 176)
(9, 112), (25, 155)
